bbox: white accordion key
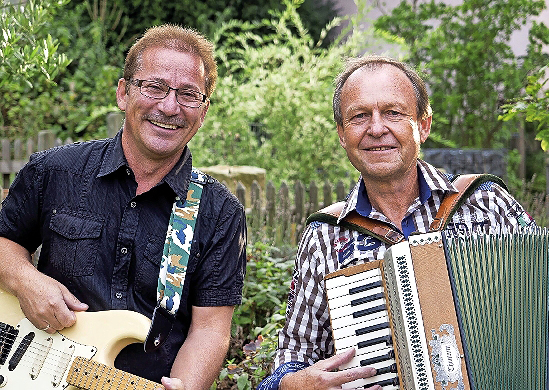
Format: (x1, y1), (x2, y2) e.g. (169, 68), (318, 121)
(326, 262), (400, 390)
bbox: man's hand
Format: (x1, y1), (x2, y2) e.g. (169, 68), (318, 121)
(279, 348), (381, 390)
(15, 272), (88, 334)
(0, 237), (88, 334)
(158, 376), (184, 390)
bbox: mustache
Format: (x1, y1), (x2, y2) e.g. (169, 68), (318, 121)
(143, 114), (187, 128)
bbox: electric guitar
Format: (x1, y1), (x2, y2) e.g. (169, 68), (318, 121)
(0, 288), (164, 389)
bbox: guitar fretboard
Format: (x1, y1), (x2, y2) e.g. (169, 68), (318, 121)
(67, 356), (164, 390)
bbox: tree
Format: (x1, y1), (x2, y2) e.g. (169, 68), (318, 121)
(0, 0), (71, 136)
(500, 20), (549, 151)
(501, 64), (549, 150)
(374, 0), (549, 150)
(61, 0), (341, 50)
(190, 0), (406, 185)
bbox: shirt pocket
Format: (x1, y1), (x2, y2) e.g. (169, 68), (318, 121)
(137, 235), (164, 296)
(49, 211), (103, 277)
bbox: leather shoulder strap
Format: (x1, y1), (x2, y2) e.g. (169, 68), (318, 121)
(306, 202), (404, 245)
(429, 173), (506, 231)
(306, 173), (506, 243)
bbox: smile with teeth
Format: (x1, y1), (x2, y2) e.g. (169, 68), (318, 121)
(368, 146), (393, 151)
(150, 120), (178, 129)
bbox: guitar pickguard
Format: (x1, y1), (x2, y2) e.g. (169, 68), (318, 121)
(0, 318), (96, 389)
(0, 288), (160, 389)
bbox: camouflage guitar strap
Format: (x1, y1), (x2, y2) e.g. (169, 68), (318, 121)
(144, 168), (208, 352)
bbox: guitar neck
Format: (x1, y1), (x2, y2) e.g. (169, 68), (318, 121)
(67, 356), (164, 390)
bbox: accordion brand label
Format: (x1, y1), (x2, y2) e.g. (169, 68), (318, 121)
(429, 324), (465, 390)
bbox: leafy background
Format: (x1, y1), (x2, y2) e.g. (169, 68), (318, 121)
(2, 0), (549, 388)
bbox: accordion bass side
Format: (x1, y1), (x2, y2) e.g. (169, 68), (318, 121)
(324, 229), (549, 389)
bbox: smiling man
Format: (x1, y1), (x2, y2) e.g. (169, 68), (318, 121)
(0, 25), (246, 390)
(257, 56), (534, 390)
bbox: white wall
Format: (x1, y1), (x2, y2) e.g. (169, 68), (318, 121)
(334, 0), (549, 56)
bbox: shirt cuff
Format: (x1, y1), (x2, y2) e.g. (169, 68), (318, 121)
(256, 361), (310, 390)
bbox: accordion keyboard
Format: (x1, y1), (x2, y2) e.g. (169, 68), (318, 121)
(325, 266), (400, 390)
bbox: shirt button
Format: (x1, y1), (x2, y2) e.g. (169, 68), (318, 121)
(126, 169), (131, 176)
(115, 292), (123, 299)
(130, 201), (137, 208)
(121, 247), (128, 254)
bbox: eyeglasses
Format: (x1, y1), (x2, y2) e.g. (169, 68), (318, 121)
(128, 79), (208, 108)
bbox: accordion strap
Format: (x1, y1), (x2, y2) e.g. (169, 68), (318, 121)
(429, 173), (505, 230)
(306, 173), (505, 244)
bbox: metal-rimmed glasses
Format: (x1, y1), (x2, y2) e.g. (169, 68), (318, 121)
(128, 78), (208, 108)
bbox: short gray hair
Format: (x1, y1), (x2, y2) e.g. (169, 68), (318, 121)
(333, 55), (432, 126)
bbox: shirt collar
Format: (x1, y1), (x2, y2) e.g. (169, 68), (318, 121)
(97, 129), (193, 199)
(98, 130), (127, 177)
(337, 159), (458, 223)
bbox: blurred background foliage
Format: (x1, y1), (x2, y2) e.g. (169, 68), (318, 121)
(2, 0), (548, 188)
(2, 0), (549, 387)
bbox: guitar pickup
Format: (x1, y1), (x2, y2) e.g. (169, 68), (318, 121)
(8, 331), (34, 371)
(0, 323), (18, 366)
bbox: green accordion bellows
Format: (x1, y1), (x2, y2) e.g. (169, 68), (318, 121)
(443, 228), (549, 389)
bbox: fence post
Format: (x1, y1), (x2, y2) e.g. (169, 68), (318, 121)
(293, 180), (305, 245)
(1, 140), (11, 189)
(236, 182), (246, 209)
(277, 182), (290, 246)
(323, 181), (332, 208)
(107, 112), (125, 138)
(37, 130), (55, 152)
(308, 180), (319, 216)
(250, 180), (262, 243)
(336, 180), (346, 201)
(265, 181), (276, 243)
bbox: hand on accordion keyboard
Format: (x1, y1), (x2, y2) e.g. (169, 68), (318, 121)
(279, 348), (381, 390)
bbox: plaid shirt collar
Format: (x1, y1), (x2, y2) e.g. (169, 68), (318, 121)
(337, 159), (458, 223)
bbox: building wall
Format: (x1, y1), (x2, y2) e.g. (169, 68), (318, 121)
(334, 0), (549, 56)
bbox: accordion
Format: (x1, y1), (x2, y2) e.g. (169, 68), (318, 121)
(325, 229), (549, 389)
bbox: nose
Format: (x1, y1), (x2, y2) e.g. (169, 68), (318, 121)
(158, 89), (181, 116)
(367, 110), (387, 137)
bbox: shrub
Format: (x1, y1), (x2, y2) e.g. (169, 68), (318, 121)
(190, 0), (405, 186)
(213, 242), (294, 390)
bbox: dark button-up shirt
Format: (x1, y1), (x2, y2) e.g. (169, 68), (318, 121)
(0, 131), (247, 382)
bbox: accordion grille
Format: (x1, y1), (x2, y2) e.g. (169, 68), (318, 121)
(444, 229), (549, 389)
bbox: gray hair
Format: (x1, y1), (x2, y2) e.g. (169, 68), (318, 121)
(333, 55), (432, 126)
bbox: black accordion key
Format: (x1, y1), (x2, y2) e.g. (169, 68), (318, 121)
(357, 335), (392, 349)
(376, 363), (398, 375)
(352, 304), (386, 319)
(355, 321), (390, 336)
(348, 280), (382, 295)
(351, 292), (385, 307)
(360, 350), (395, 366)
(364, 376), (400, 388)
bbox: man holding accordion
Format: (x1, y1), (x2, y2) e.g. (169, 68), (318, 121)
(258, 56), (536, 390)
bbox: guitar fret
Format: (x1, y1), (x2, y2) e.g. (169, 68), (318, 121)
(68, 356), (165, 389)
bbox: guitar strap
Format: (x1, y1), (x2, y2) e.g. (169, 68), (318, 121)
(144, 168), (208, 353)
(305, 173), (506, 245)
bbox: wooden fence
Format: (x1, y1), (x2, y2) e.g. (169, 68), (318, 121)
(0, 130), (353, 247)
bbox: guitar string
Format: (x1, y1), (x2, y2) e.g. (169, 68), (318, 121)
(1, 329), (163, 389)
(0, 328), (86, 376)
(0, 328), (75, 361)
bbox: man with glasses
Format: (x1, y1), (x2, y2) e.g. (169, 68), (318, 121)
(0, 24), (246, 390)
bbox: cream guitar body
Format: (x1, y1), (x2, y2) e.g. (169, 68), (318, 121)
(0, 288), (164, 389)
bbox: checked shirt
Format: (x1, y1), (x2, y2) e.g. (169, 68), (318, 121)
(274, 159), (534, 371)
